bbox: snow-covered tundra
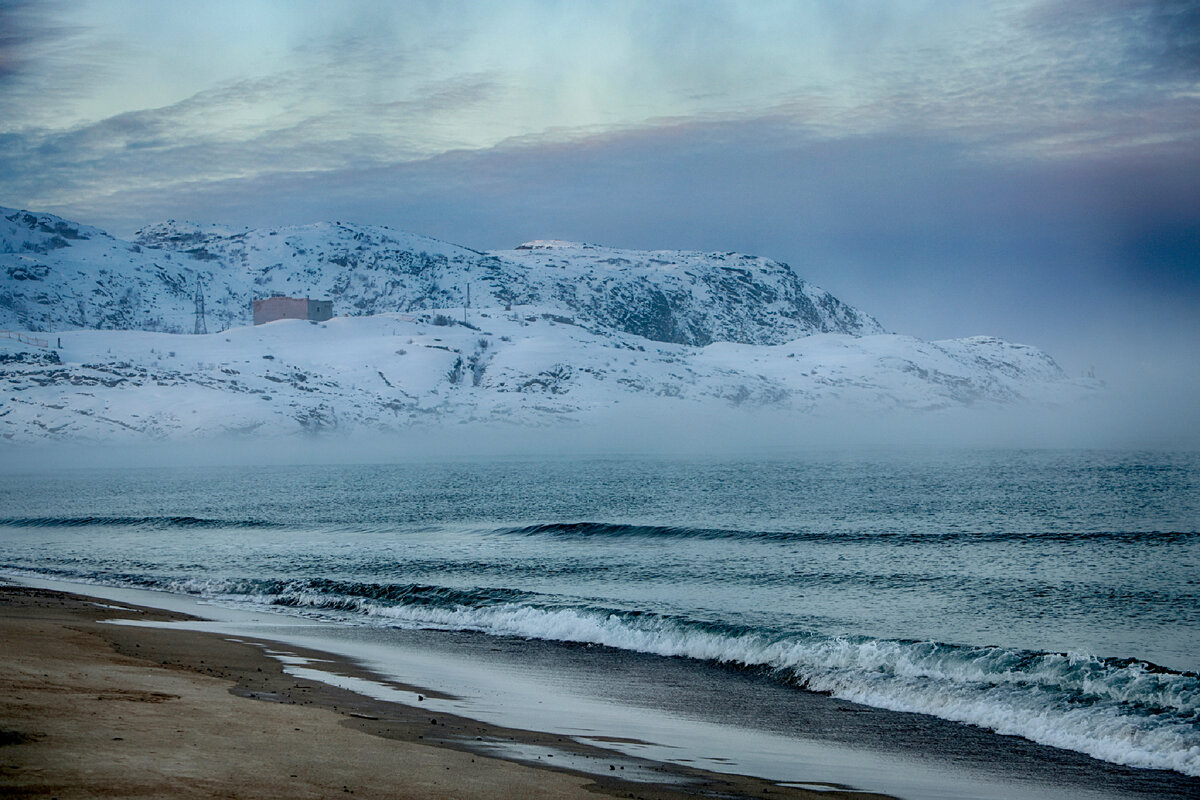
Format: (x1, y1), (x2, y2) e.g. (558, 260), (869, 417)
(1, 208), (1094, 442)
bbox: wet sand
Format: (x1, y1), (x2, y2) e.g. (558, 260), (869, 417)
(0, 584), (890, 800)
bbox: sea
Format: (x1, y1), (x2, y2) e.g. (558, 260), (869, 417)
(1, 449), (1197, 798)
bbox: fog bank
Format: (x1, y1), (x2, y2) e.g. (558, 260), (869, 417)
(5, 382), (1196, 475)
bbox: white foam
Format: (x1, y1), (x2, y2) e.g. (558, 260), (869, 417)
(329, 600), (1200, 776)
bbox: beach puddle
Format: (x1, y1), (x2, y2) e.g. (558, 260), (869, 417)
(469, 738), (696, 785)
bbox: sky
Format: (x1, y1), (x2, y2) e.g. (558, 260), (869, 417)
(1, 0), (1198, 389)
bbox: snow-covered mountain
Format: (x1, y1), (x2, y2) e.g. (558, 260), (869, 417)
(2, 208), (881, 345)
(0, 207), (1097, 442)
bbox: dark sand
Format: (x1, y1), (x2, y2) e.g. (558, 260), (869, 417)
(0, 584), (892, 799)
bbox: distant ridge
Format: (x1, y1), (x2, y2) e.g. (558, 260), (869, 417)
(2, 207), (881, 345)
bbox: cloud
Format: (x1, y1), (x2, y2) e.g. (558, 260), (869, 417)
(7, 0), (1197, 216)
(379, 73), (501, 117)
(0, 1), (116, 127)
(0, 62), (513, 210)
(1026, 0), (1200, 82)
(0, 0), (75, 81)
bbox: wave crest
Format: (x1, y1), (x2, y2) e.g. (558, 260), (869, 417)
(0, 515), (279, 529)
(495, 522), (1198, 545)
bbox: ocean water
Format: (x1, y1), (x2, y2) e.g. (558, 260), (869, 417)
(1, 449), (1197, 780)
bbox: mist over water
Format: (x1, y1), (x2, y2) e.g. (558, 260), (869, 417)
(4, 379), (1198, 473)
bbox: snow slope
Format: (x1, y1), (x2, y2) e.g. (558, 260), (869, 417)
(2, 208), (881, 345)
(0, 307), (1092, 443)
(0, 207), (1097, 442)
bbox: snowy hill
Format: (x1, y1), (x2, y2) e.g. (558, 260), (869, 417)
(2, 208), (881, 345)
(0, 207), (1097, 442)
(493, 239), (882, 345)
(0, 310), (1087, 443)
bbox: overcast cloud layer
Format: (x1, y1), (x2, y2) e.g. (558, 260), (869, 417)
(1, 0), (1197, 414)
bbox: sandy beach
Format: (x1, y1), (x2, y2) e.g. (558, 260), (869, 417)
(0, 583), (893, 800)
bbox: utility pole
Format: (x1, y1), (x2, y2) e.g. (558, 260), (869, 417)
(463, 282), (470, 325)
(193, 276), (208, 335)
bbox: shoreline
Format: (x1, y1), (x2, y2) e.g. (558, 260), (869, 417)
(0, 583), (892, 800)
